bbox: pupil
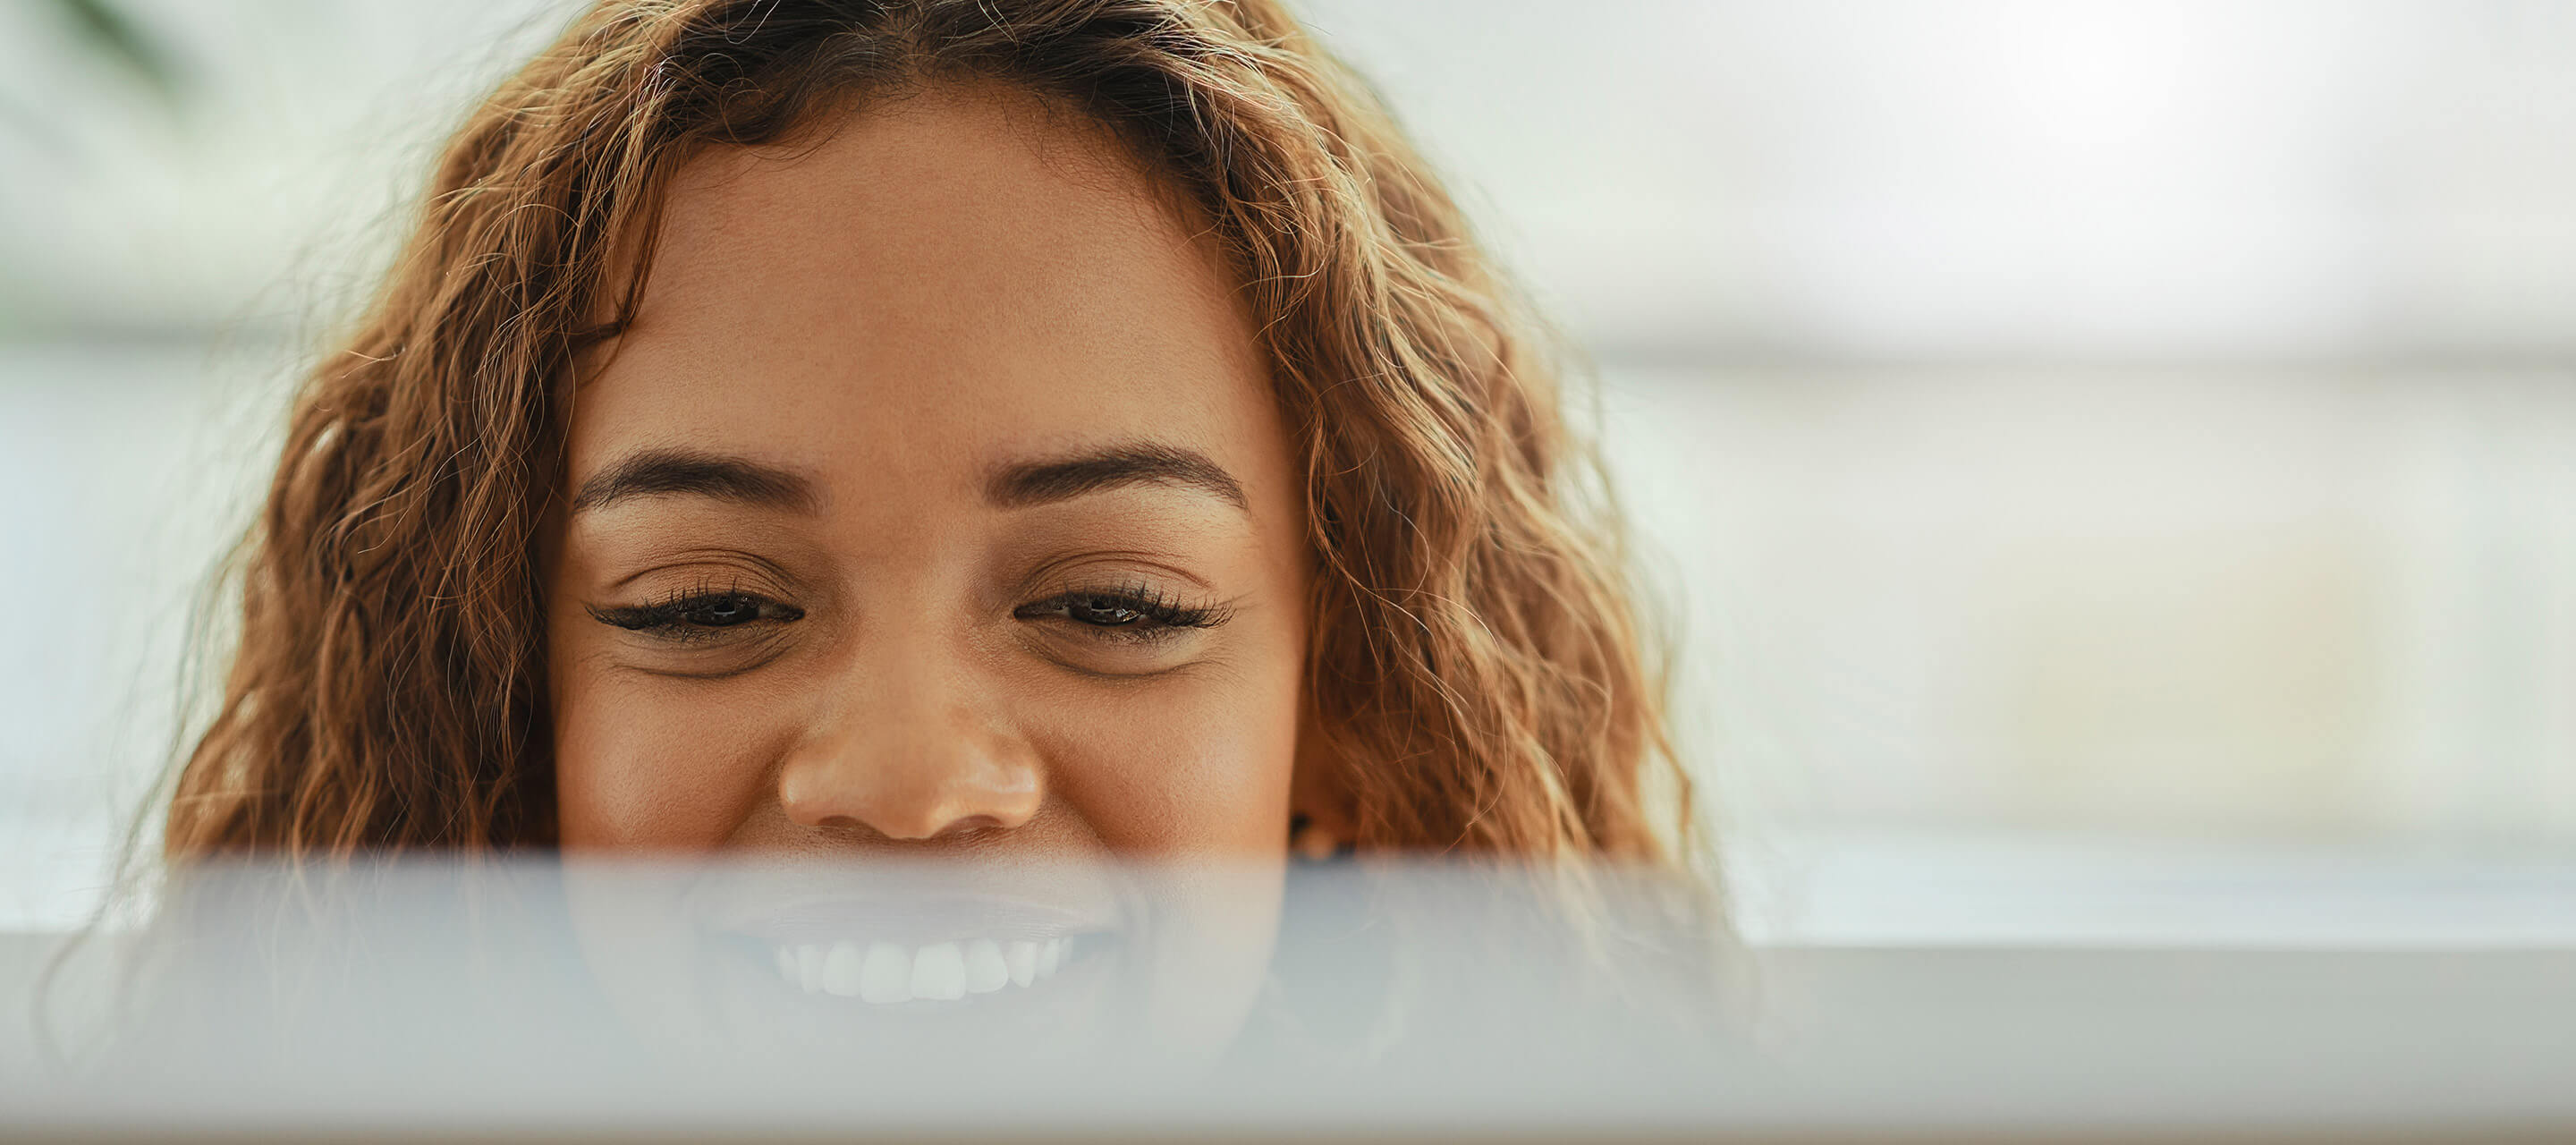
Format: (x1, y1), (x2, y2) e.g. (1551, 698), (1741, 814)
(1079, 597), (1138, 624)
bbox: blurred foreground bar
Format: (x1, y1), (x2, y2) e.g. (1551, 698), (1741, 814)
(3, 858), (2571, 1141)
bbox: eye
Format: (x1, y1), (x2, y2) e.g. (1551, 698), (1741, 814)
(1063, 594), (1149, 627)
(588, 589), (804, 641)
(1014, 586), (1229, 634)
(677, 594), (771, 626)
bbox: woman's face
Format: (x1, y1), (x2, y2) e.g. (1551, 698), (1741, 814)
(542, 85), (1309, 1058)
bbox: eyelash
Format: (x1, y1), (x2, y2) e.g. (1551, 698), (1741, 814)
(1013, 582), (1233, 636)
(586, 582), (1230, 643)
(587, 584), (805, 644)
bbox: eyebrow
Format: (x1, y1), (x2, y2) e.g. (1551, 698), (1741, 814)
(567, 447), (822, 516)
(987, 442), (1248, 513)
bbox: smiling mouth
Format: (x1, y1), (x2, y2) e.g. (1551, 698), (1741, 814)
(768, 935), (1091, 1004)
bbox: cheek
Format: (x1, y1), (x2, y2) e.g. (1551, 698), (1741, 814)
(1028, 652), (1303, 858)
(550, 644), (784, 850)
(1011, 641), (1300, 1052)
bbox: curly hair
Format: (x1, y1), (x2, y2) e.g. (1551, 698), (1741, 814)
(162, 0), (1700, 876)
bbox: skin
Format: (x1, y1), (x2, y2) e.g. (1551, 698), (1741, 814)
(542, 82), (1318, 1056)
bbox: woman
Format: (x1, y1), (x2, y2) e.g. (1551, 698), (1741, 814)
(151, 0), (1711, 1064)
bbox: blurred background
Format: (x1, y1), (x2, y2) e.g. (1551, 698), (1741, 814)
(3, 0), (2571, 944)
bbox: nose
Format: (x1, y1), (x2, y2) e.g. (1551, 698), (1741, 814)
(775, 656), (1044, 842)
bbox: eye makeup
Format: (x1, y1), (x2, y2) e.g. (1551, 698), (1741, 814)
(588, 581), (806, 646)
(579, 582), (806, 681)
(1012, 581), (1233, 638)
(1004, 564), (1241, 678)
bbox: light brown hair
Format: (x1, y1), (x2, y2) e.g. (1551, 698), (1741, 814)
(164, 0), (1699, 875)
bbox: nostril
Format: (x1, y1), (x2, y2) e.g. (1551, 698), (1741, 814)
(936, 814), (1005, 837)
(806, 812), (1005, 839)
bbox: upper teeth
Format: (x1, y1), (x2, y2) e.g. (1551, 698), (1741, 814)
(771, 937), (1073, 1003)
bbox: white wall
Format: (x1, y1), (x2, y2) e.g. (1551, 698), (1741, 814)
(14, 1), (2576, 358)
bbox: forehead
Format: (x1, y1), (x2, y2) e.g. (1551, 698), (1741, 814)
(569, 82), (1273, 497)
